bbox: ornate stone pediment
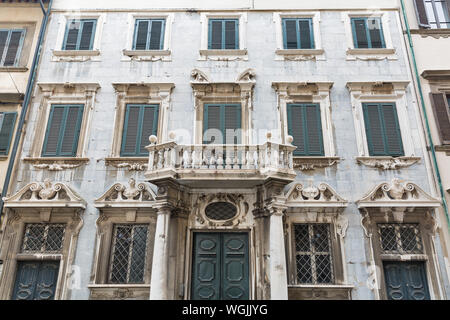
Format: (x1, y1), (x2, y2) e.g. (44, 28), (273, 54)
(285, 181), (347, 206)
(357, 178), (440, 211)
(236, 68), (256, 83)
(356, 156), (421, 170)
(95, 178), (156, 208)
(190, 68), (210, 83)
(3, 179), (86, 209)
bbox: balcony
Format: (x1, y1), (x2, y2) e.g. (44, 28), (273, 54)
(144, 138), (297, 188)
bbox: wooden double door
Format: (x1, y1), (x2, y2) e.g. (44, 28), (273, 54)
(383, 261), (430, 300)
(191, 232), (250, 300)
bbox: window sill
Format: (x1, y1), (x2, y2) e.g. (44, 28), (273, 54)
(88, 284), (150, 300)
(198, 49), (248, 61)
(346, 48), (397, 61)
(122, 49), (171, 62)
(0, 155), (9, 161)
(0, 67), (28, 72)
(105, 157), (148, 171)
(52, 49), (101, 62)
(293, 156), (340, 171)
(288, 284), (353, 300)
(275, 49), (325, 61)
(380, 254), (428, 261)
(356, 156), (421, 170)
(410, 28), (450, 39)
(23, 157), (89, 171)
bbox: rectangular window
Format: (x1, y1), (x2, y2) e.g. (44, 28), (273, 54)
(430, 93), (450, 144)
(0, 112), (17, 155)
(294, 224), (334, 284)
(424, 0), (450, 28)
(362, 102), (404, 156)
(282, 18), (314, 49)
(121, 104), (159, 156)
(287, 103), (324, 156)
(109, 224), (149, 284)
(351, 17), (385, 48)
(378, 224), (424, 254)
(203, 104), (241, 144)
(62, 19), (97, 50)
(0, 29), (26, 66)
(133, 19), (165, 50)
(42, 104), (84, 157)
(208, 19), (239, 50)
(21, 223), (66, 253)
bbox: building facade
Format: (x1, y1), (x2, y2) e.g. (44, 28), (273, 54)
(0, 0), (448, 300)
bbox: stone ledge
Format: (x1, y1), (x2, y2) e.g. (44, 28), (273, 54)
(122, 49), (171, 61)
(356, 156), (421, 170)
(0, 67), (28, 72)
(275, 49), (325, 61)
(198, 49), (248, 61)
(52, 50), (101, 62)
(410, 28), (450, 39)
(346, 48), (397, 61)
(288, 285), (353, 300)
(293, 156), (340, 171)
(23, 157), (90, 171)
(105, 157), (148, 171)
(88, 284), (150, 300)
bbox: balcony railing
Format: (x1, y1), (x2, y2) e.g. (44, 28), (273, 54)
(145, 138), (297, 187)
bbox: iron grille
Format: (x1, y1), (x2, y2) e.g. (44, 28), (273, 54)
(109, 224), (149, 284)
(21, 223), (66, 253)
(205, 202), (237, 221)
(294, 224), (334, 284)
(378, 223), (423, 254)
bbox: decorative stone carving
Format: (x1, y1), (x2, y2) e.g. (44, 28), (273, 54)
(293, 157), (340, 170)
(24, 157), (89, 171)
(95, 178), (156, 206)
(356, 157), (421, 170)
(32, 163), (84, 171)
(190, 69), (210, 83)
(285, 181), (347, 204)
(236, 68), (256, 83)
(107, 161), (148, 171)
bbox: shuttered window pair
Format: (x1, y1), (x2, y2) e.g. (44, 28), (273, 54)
(203, 104), (241, 144)
(0, 112), (17, 155)
(414, 0), (450, 29)
(62, 19), (96, 50)
(351, 17), (385, 49)
(287, 104), (324, 156)
(363, 103), (404, 157)
(208, 19), (239, 50)
(282, 18), (314, 49)
(430, 93), (450, 145)
(121, 104), (159, 156)
(42, 105), (84, 157)
(133, 19), (165, 50)
(0, 29), (26, 67)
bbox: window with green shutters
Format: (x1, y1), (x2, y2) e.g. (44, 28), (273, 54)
(362, 103), (404, 156)
(203, 104), (241, 144)
(0, 29), (26, 66)
(282, 18), (314, 49)
(0, 112), (17, 155)
(287, 103), (324, 156)
(62, 19), (97, 50)
(133, 19), (165, 50)
(208, 19), (239, 50)
(351, 17), (385, 48)
(42, 105), (84, 157)
(121, 104), (159, 157)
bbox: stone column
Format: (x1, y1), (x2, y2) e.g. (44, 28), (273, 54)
(268, 204), (288, 300)
(149, 205), (172, 300)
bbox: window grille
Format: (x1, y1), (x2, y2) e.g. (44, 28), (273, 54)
(205, 202), (237, 221)
(294, 224), (334, 284)
(378, 224), (423, 254)
(109, 224), (149, 284)
(21, 224), (66, 253)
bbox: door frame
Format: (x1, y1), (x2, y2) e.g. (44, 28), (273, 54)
(185, 229), (253, 300)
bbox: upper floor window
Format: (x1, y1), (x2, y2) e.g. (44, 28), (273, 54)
(0, 112), (17, 155)
(21, 223), (66, 254)
(282, 18), (314, 49)
(208, 19), (239, 50)
(351, 17), (385, 48)
(362, 102), (404, 157)
(287, 103), (324, 156)
(62, 19), (97, 50)
(430, 93), (450, 145)
(121, 104), (159, 157)
(415, 0), (450, 28)
(42, 104), (84, 157)
(203, 104), (241, 144)
(133, 19), (165, 50)
(0, 29), (26, 66)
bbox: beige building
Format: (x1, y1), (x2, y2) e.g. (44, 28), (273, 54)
(401, 0), (450, 292)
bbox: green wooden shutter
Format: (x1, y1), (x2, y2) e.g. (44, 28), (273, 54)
(63, 20), (80, 50)
(224, 20), (237, 49)
(430, 93), (450, 144)
(79, 20), (95, 50)
(352, 18), (369, 48)
(204, 105), (222, 144)
(209, 20), (223, 49)
(288, 104), (305, 155)
(204, 104), (241, 144)
(381, 103), (404, 156)
(0, 112), (17, 155)
(224, 105), (241, 144)
(284, 19), (298, 49)
(0, 30), (8, 63)
(367, 18), (385, 48)
(149, 20), (163, 50)
(134, 20), (149, 50)
(363, 103), (387, 156)
(42, 106), (65, 156)
(298, 19), (313, 49)
(121, 105), (141, 155)
(139, 105), (158, 155)
(304, 104), (324, 155)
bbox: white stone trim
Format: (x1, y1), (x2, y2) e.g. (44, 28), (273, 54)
(273, 11), (325, 61)
(52, 13), (106, 62)
(198, 12), (248, 61)
(341, 11), (397, 61)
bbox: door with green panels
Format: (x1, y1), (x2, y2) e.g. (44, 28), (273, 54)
(383, 261), (430, 300)
(191, 232), (249, 300)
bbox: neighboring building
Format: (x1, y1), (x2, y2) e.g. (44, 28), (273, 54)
(401, 0), (450, 296)
(0, 0), (448, 300)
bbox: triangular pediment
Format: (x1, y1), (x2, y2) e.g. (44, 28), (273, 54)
(285, 181), (347, 208)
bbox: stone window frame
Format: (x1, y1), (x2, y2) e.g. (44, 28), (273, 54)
(0, 21), (37, 71)
(347, 81), (422, 170)
(341, 11), (397, 61)
(51, 13), (106, 62)
(121, 12), (174, 62)
(0, 207), (84, 300)
(272, 11), (325, 61)
(198, 12), (248, 61)
(24, 83), (100, 169)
